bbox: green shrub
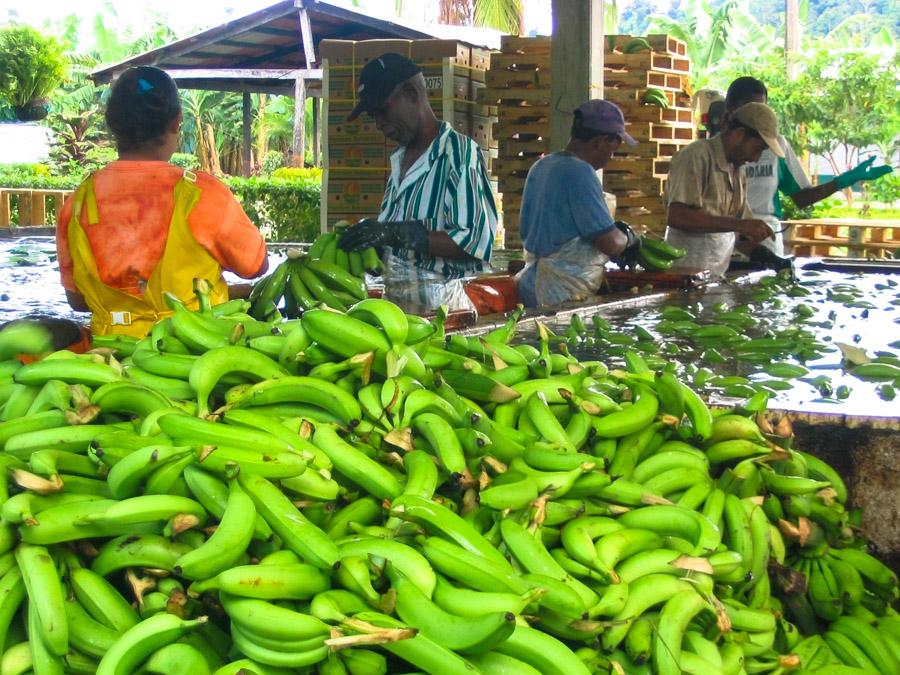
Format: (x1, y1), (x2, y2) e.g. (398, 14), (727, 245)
(270, 166), (323, 182)
(0, 26), (67, 109)
(0, 163), (79, 189)
(224, 175), (322, 242)
(864, 172), (900, 207)
(780, 195), (813, 221)
(170, 153), (201, 170)
(260, 150), (285, 176)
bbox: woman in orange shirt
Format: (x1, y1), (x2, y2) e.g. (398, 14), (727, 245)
(56, 66), (268, 337)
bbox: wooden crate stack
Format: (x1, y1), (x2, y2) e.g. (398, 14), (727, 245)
(480, 34), (693, 246)
(477, 36), (551, 249)
(320, 39), (495, 231)
(785, 220), (900, 258)
(603, 34), (693, 234)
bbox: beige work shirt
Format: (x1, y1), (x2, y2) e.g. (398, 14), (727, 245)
(663, 135), (753, 277)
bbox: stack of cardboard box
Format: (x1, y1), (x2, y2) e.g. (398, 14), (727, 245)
(320, 39), (496, 231)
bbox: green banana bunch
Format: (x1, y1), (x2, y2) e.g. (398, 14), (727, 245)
(633, 235), (686, 272)
(1, 284), (898, 675)
(640, 87), (670, 108)
(248, 229), (383, 319)
(622, 36), (652, 53)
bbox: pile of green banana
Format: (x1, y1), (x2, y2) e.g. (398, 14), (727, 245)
(622, 37), (653, 53)
(0, 284), (898, 675)
(633, 236), (686, 272)
(639, 89), (670, 109)
(249, 227), (383, 319)
(563, 271), (900, 404)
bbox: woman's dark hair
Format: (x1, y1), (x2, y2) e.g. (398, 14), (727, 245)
(105, 66), (181, 152)
(726, 77), (768, 109)
(571, 111), (618, 142)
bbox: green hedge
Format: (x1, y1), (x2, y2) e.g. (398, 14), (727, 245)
(224, 171), (322, 243)
(0, 163), (323, 240)
(0, 164), (79, 190)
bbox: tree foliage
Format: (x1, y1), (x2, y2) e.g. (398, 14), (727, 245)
(0, 25), (67, 108)
(647, 0), (776, 91)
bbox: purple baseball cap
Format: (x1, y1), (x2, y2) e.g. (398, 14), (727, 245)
(575, 99), (636, 146)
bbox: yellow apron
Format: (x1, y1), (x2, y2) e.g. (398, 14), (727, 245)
(68, 170), (228, 337)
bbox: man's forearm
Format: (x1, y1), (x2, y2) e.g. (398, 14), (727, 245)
(427, 231), (476, 260)
(667, 203), (743, 234)
(65, 290), (90, 312)
(790, 180), (838, 210)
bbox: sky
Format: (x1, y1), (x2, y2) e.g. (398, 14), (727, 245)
(0, 0), (566, 47)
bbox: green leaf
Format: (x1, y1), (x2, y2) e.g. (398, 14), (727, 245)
(834, 342), (870, 367)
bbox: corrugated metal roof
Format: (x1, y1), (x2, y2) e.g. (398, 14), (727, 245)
(90, 0), (441, 93)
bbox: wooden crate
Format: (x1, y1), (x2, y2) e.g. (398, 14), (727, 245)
(605, 34), (688, 56)
(616, 104), (693, 125)
(784, 219), (900, 257)
(606, 87), (692, 109)
(479, 37), (553, 244)
(604, 52), (691, 75)
(484, 34), (693, 246)
(604, 69), (686, 92)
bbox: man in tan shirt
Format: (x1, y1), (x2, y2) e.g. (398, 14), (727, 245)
(663, 102), (782, 277)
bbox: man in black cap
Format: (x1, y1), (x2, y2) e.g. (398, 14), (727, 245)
(337, 53), (498, 313)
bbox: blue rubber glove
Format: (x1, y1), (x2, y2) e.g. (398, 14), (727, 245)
(835, 156), (894, 190)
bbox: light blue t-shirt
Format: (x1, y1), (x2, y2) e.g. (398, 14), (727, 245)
(517, 152), (615, 306)
(519, 153), (615, 254)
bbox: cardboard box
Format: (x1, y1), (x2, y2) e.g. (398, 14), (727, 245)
(327, 104), (384, 145)
(320, 39), (491, 71)
(329, 70), (485, 102)
(327, 143), (390, 169)
(326, 176), (388, 212)
(451, 112), (494, 148)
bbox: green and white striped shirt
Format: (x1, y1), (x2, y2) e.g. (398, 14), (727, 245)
(379, 122), (497, 280)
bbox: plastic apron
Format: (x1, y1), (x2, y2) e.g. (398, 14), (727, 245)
(663, 229), (736, 279)
(515, 236), (609, 307)
(383, 251), (475, 314)
(67, 170), (229, 337)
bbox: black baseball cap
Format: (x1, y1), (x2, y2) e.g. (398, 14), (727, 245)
(347, 53), (422, 121)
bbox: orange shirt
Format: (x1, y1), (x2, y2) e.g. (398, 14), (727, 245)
(57, 161), (266, 293)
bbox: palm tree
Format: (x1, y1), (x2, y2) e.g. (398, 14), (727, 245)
(396, 0), (525, 35)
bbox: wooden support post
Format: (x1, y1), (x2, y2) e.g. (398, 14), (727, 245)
(292, 78), (307, 167)
(785, 0), (800, 80)
(550, 0), (604, 152)
(291, 1), (316, 168)
(312, 97), (320, 167)
(242, 92), (252, 176)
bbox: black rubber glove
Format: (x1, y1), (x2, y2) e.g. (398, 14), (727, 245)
(337, 218), (430, 254)
(611, 220), (641, 269)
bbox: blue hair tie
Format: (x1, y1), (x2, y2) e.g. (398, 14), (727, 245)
(137, 78), (155, 94)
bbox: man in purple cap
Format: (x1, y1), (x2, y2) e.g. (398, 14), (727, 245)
(515, 99), (641, 307)
(337, 53), (497, 313)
